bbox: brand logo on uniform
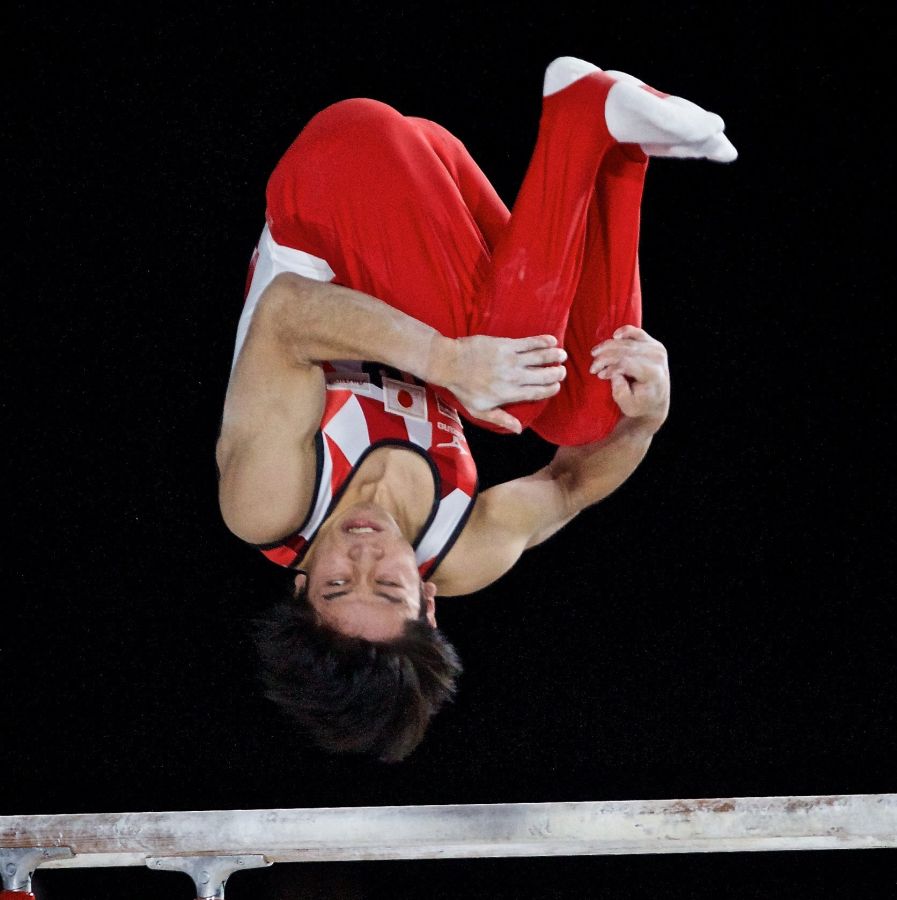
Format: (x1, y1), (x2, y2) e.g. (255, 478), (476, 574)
(326, 370), (372, 393)
(436, 420), (468, 454)
(436, 397), (462, 424)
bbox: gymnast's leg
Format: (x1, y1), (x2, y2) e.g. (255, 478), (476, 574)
(467, 56), (734, 435)
(262, 58), (733, 434)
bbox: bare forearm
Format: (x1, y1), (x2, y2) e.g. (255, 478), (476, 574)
(256, 272), (569, 433)
(260, 272), (447, 381)
(549, 416), (658, 515)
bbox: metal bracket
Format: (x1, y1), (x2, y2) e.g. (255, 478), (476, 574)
(146, 854), (271, 899)
(0, 847), (74, 892)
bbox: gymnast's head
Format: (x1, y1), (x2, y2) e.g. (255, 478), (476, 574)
(298, 501), (438, 640)
(253, 503), (462, 762)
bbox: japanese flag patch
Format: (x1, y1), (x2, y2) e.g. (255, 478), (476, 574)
(382, 377), (428, 421)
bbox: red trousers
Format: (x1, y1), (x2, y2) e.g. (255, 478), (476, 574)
(266, 72), (647, 446)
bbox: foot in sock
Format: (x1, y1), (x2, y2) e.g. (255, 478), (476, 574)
(604, 69), (735, 160)
(543, 56), (737, 162)
(641, 131), (738, 162)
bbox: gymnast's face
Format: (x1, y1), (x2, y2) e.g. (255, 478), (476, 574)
(295, 502), (437, 641)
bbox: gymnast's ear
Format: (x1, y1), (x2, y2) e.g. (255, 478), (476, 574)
(423, 580), (437, 628)
(293, 570), (308, 595)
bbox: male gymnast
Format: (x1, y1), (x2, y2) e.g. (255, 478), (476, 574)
(216, 56), (737, 761)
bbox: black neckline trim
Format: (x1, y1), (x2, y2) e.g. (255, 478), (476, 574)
(422, 474), (480, 580)
(258, 437), (444, 566)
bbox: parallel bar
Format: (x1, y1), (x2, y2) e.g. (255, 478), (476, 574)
(2, 795), (895, 867)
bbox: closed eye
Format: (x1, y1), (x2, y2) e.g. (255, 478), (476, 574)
(321, 584), (406, 604)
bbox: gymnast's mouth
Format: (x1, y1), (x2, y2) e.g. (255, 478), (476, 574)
(342, 520), (384, 534)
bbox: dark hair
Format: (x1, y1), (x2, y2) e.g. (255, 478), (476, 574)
(253, 581), (462, 763)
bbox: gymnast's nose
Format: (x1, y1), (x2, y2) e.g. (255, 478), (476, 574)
(347, 541), (385, 562)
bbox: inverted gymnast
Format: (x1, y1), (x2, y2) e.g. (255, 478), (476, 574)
(215, 56), (737, 761)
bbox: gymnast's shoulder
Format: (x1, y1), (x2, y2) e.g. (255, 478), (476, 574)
(431, 466), (574, 597)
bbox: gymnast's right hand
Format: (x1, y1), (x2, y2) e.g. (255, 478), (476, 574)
(428, 334), (566, 434)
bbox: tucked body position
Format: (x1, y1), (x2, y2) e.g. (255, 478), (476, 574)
(215, 56), (737, 761)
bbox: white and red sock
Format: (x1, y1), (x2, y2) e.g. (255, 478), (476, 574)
(543, 56), (737, 162)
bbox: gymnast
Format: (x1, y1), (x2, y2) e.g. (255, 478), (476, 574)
(215, 56), (736, 761)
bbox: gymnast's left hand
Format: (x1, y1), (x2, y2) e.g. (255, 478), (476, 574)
(590, 325), (670, 429)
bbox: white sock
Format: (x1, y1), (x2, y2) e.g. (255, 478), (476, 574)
(640, 131), (738, 163)
(542, 57), (737, 162)
(543, 56), (601, 96)
(605, 70), (724, 144)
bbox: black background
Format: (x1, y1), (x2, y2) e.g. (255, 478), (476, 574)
(6, 3), (896, 898)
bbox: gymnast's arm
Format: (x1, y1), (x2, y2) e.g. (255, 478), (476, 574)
(215, 272), (566, 542)
(433, 326), (669, 596)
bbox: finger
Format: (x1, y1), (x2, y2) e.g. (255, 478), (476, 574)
(596, 358), (657, 382)
(591, 337), (639, 357)
(518, 347), (568, 367)
(612, 324), (655, 343)
(610, 372), (634, 407)
(590, 347), (630, 373)
(511, 381), (563, 402)
(590, 349), (619, 372)
(590, 331), (656, 356)
(592, 336), (663, 356)
(475, 408), (523, 435)
(512, 334), (558, 352)
(590, 343), (666, 371)
(517, 364), (567, 386)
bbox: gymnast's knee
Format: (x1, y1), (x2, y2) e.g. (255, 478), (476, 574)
(303, 97), (410, 143)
